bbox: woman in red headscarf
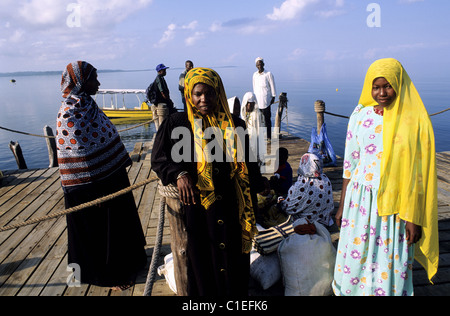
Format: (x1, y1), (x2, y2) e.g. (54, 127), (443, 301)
(57, 61), (147, 290)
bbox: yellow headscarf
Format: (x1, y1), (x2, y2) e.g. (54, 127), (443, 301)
(184, 67), (257, 253)
(358, 58), (438, 283)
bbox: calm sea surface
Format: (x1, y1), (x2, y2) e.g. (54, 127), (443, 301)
(1, 67), (449, 171)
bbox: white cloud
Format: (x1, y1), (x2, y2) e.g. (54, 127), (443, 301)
(267, 0), (346, 21)
(18, 0), (67, 25)
(399, 0), (424, 3)
(210, 22), (223, 33)
(154, 21), (201, 48)
(182, 21), (198, 30)
(267, 0), (319, 21)
(154, 23), (177, 48)
(185, 31), (206, 46)
(288, 48), (307, 60)
(0, 0), (154, 71)
(12, 0), (153, 29)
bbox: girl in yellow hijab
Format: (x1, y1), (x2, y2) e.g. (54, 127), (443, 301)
(333, 58), (438, 296)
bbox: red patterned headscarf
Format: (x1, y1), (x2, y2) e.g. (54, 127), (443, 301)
(56, 61), (131, 187)
(61, 61), (96, 98)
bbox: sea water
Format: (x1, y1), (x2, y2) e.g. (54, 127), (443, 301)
(1, 67), (449, 171)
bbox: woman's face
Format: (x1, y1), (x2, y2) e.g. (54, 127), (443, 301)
(246, 101), (255, 113)
(192, 83), (217, 115)
(84, 71), (101, 95)
(371, 77), (397, 107)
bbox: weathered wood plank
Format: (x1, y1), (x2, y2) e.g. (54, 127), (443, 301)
(0, 141), (449, 296)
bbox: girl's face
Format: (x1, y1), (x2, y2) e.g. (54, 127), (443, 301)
(192, 83), (217, 115)
(372, 77), (397, 107)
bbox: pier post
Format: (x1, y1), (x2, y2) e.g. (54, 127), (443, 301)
(9, 141), (28, 169)
(314, 100), (326, 135)
(44, 125), (58, 168)
(274, 92), (288, 138)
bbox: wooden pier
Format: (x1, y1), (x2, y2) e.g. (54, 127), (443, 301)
(0, 136), (449, 296)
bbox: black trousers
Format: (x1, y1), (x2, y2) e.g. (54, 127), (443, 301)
(260, 106), (272, 140)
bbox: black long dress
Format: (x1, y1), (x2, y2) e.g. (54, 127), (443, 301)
(151, 112), (263, 296)
(64, 167), (147, 287)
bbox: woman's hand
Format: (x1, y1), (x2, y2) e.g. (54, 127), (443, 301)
(335, 205), (344, 228)
(335, 178), (350, 228)
(176, 173), (197, 205)
(405, 221), (422, 246)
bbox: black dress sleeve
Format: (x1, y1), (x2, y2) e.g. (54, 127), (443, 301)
(151, 113), (196, 186)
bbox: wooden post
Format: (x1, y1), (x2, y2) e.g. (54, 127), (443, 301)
(9, 141), (28, 169)
(44, 125), (58, 168)
(274, 92), (288, 138)
(314, 100), (326, 135)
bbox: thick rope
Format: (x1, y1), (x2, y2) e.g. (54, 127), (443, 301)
(143, 195), (166, 296)
(324, 107), (449, 119)
(0, 119), (155, 139)
(142, 182), (180, 296)
(0, 174), (159, 233)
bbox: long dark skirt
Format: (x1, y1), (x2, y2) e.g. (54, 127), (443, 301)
(167, 163), (250, 296)
(63, 167), (147, 287)
(183, 200), (250, 296)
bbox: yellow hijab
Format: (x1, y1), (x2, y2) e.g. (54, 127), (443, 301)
(359, 58), (438, 282)
(184, 67), (257, 253)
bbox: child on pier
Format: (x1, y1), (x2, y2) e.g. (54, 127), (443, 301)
(256, 177), (288, 228)
(270, 147), (293, 196)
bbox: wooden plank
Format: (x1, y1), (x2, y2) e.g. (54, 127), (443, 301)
(0, 215), (66, 296)
(17, 225), (68, 296)
(140, 142), (153, 162)
(0, 171), (64, 257)
(0, 140), (449, 296)
(0, 168), (60, 231)
(38, 254), (70, 296)
(0, 197), (65, 290)
(0, 169), (48, 211)
(130, 142), (143, 162)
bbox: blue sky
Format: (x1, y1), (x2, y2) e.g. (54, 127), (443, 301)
(1, 0), (450, 80)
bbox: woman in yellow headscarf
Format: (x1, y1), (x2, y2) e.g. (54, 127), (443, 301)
(151, 68), (262, 296)
(333, 58), (438, 296)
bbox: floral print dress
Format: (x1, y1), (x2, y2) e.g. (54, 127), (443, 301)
(332, 105), (414, 296)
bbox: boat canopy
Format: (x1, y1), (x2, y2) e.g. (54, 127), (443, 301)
(95, 89), (148, 110)
(96, 89), (145, 94)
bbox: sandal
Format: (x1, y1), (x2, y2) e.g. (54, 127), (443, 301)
(111, 282), (134, 291)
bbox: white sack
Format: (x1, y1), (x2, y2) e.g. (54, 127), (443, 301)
(278, 219), (336, 296)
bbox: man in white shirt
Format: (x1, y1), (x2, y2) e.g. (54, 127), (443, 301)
(252, 57), (276, 140)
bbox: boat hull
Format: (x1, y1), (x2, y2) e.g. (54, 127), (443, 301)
(102, 109), (153, 119)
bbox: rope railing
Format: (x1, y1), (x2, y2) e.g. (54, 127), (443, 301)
(0, 174), (159, 233)
(1, 107), (448, 139)
(323, 107), (449, 119)
(0, 118), (155, 139)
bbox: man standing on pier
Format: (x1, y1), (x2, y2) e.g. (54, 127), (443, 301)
(179, 60), (194, 112)
(253, 57), (276, 140)
(149, 63), (177, 130)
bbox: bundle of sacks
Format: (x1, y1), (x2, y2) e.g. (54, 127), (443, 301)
(250, 219), (336, 296)
(250, 153), (336, 296)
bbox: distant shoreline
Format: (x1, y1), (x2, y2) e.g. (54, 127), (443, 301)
(0, 69), (153, 78)
(0, 65), (238, 78)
